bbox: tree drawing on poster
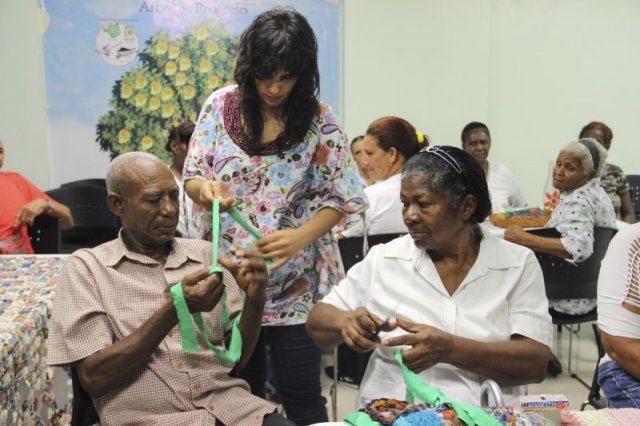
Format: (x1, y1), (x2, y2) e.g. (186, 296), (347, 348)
(96, 20), (238, 162)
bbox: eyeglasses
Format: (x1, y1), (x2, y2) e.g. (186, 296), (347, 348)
(420, 145), (463, 175)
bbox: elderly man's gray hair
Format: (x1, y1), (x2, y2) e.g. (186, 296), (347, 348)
(106, 152), (164, 195)
(560, 138), (608, 178)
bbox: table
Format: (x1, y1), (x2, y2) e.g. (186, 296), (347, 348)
(0, 255), (69, 425)
(312, 407), (640, 425)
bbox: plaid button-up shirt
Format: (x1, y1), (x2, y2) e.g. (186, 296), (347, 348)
(47, 235), (275, 425)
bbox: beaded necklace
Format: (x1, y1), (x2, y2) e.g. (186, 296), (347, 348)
(223, 89), (301, 156)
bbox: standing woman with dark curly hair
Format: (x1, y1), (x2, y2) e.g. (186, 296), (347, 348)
(184, 7), (367, 425)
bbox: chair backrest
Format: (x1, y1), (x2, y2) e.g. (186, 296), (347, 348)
(626, 174), (640, 223)
(338, 233), (405, 272)
(581, 323), (607, 410)
(70, 366), (99, 426)
(46, 185), (119, 251)
(61, 178), (107, 189)
(27, 215), (61, 254)
(527, 227), (617, 300)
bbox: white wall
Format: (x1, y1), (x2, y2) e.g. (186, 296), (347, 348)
(344, 0), (640, 204)
(0, 0), (50, 189)
(2, 0), (640, 202)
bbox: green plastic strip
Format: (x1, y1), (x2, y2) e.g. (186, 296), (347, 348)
(394, 350), (500, 426)
(343, 411), (380, 426)
(169, 199), (267, 364)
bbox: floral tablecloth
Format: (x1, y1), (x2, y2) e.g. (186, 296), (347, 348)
(0, 255), (69, 425)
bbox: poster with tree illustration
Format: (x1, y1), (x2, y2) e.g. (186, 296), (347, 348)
(43, 0), (342, 186)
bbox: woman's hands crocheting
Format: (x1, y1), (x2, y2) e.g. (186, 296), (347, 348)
(383, 317), (454, 374)
(219, 247), (268, 307)
(180, 268), (224, 313)
(341, 307), (394, 353)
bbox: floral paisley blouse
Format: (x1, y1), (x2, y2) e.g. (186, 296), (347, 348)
(184, 85), (368, 326)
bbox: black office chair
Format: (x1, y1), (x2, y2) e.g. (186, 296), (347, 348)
(626, 174), (640, 223)
(70, 366), (99, 425)
(327, 233), (406, 418)
(61, 178), (107, 189)
(27, 214), (61, 254)
(527, 226), (616, 385)
(46, 185), (119, 253)
(580, 323), (607, 410)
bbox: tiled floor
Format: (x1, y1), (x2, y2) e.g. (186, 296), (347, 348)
(319, 322), (602, 421)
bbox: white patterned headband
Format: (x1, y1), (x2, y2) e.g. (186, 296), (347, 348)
(420, 145), (463, 175)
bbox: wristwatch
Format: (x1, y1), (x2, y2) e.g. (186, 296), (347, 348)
(45, 199), (55, 214)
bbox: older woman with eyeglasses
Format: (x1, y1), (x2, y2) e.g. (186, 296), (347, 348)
(307, 145), (552, 408)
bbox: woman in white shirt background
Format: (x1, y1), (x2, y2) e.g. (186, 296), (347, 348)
(350, 135), (375, 186)
(461, 121), (527, 212)
(339, 116), (426, 238)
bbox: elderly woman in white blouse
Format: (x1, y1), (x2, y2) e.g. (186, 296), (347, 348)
(505, 138), (617, 315)
(339, 116), (426, 238)
(308, 146), (552, 408)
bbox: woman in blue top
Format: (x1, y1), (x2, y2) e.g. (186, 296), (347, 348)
(184, 8), (366, 425)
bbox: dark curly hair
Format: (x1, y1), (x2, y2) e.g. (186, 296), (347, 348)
(165, 120), (195, 152)
(579, 121), (613, 150)
(234, 7), (319, 152)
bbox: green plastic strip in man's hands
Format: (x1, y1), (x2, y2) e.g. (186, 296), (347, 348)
(169, 198), (267, 364)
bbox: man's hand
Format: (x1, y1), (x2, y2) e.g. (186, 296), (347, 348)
(219, 247), (268, 307)
(198, 181), (235, 212)
(180, 268), (224, 313)
(13, 198), (48, 227)
(383, 317), (454, 374)
(341, 307), (393, 353)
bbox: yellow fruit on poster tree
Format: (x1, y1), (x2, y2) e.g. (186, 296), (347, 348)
(161, 103), (175, 118)
(182, 85), (196, 100)
(206, 75), (220, 90)
(199, 58), (211, 73)
(174, 72), (187, 87)
(154, 39), (168, 55)
(148, 96), (161, 111)
(178, 56), (191, 71)
(134, 74), (147, 89)
(161, 86), (174, 101)
(140, 135), (154, 150)
(168, 43), (180, 59)
(164, 61), (177, 76)
(134, 92), (148, 108)
(120, 83), (133, 99)
(195, 26), (208, 41)
(205, 40), (219, 56)
(150, 79), (162, 95)
(118, 129), (131, 144)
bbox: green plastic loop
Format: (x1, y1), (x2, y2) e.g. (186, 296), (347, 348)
(169, 198), (267, 364)
(394, 350), (500, 426)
